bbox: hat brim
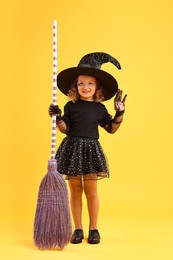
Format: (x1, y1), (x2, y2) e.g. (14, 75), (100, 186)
(57, 67), (118, 101)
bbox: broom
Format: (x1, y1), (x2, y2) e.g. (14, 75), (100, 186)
(33, 20), (72, 250)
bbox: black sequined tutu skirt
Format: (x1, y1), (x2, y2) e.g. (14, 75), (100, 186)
(55, 136), (109, 180)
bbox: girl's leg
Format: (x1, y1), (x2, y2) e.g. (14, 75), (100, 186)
(84, 180), (100, 243)
(68, 179), (83, 229)
(84, 180), (99, 229)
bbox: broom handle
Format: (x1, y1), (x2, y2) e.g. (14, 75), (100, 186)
(51, 20), (58, 160)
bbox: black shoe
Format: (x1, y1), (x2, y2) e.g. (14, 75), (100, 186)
(70, 229), (84, 244)
(88, 229), (100, 244)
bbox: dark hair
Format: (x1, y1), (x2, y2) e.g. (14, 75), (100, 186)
(67, 76), (105, 102)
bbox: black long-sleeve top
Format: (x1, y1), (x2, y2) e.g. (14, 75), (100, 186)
(62, 100), (112, 139)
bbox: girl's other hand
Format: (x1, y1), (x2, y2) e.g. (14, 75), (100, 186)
(48, 104), (62, 117)
(114, 89), (127, 111)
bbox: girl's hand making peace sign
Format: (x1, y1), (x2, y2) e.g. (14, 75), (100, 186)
(114, 89), (127, 112)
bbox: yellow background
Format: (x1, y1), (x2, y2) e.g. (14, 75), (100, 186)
(0, 0), (173, 259)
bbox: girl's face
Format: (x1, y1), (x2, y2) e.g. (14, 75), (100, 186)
(77, 75), (97, 101)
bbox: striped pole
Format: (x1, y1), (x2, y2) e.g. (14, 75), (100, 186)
(51, 20), (57, 160)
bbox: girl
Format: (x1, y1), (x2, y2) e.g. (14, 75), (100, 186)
(49, 52), (127, 244)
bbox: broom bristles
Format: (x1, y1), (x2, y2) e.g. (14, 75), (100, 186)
(34, 160), (72, 249)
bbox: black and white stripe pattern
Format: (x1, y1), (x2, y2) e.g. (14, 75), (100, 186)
(51, 20), (57, 160)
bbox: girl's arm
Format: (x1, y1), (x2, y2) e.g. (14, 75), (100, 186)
(56, 120), (68, 134)
(110, 114), (124, 134)
(104, 113), (124, 134)
(48, 103), (68, 134)
(104, 89), (127, 134)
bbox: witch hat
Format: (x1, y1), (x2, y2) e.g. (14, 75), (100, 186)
(57, 52), (121, 101)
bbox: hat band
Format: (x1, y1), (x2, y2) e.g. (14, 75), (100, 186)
(78, 64), (100, 69)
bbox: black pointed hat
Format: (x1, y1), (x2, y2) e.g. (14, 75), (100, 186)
(57, 52), (121, 101)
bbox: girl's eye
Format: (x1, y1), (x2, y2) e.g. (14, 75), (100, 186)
(77, 82), (83, 86)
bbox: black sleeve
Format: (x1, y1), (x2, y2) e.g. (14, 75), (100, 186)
(99, 106), (112, 127)
(61, 102), (70, 128)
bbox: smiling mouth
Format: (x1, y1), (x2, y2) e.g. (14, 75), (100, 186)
(82, 91), (90, 94)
